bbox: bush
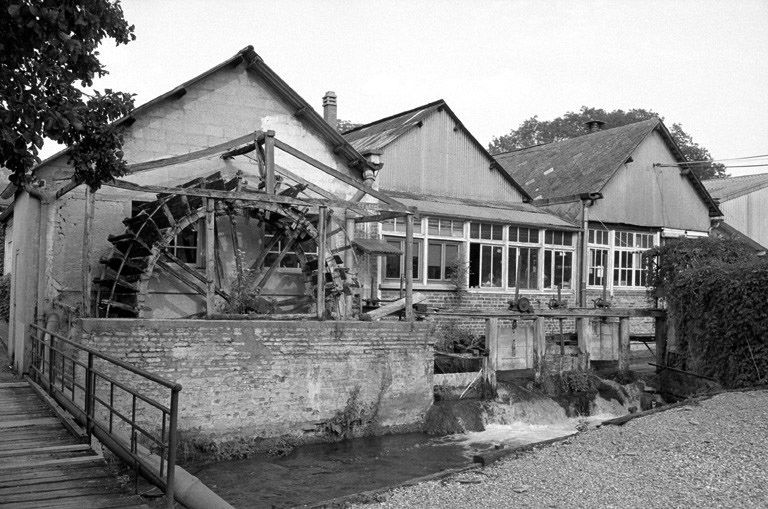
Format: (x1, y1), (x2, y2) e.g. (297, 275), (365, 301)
(0, 273), (10, 322)
(645, 238), (767, 387)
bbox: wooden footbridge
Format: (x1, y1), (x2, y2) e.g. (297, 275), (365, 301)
(1, 325), (182, 508)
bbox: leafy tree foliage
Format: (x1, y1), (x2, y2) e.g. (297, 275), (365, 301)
(489, 106), (726, 180)
(1, 0), (135, 190)
(337, 119), (361, 133)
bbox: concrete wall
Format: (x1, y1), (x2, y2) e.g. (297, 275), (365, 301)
(77, 318), (434, 457)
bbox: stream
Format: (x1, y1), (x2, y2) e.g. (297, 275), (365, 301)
(190, 412), (616, 508)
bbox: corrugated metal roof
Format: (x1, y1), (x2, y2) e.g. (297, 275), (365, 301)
(342, 101), (444, 153)
(495, 118), (660, 199)
(385, 190), (577, 229)
(703, 172), (768, 202)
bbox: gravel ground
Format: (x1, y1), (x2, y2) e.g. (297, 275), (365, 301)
(352, 390), (768, 509)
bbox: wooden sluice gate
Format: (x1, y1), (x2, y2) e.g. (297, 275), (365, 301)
(433, 308), (667, 391)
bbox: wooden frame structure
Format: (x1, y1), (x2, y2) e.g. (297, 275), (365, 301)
(89, 130), (417, 321)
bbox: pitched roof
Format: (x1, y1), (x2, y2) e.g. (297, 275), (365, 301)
(703, 172), (768, 202)
(494, 117), (721, 217)
(495, 118), (660, 199)
(4, 45), (375, 199)
(343, 100), (532, 201)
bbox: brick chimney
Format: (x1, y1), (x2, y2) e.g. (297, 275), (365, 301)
(322, 91), (337, 129)
(584, 119), (606, 133)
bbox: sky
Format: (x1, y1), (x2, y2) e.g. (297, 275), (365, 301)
(43, 0), (768, 176)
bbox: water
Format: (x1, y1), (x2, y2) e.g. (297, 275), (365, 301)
(190, 397), (624, 508)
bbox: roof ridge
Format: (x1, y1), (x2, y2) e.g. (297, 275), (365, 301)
(492, 116), (660, 157)
(704, 171), (768, 182)
(341, 99), (446, 135)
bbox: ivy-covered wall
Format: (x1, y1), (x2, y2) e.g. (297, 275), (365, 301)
(646, 238), (767, 387)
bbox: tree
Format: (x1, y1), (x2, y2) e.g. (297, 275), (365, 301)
(488, 106), (726, 180)
(337, 119), (361, 133)
(1, 0), (136, 190)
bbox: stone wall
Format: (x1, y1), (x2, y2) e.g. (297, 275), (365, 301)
(77, 318), (435, 458)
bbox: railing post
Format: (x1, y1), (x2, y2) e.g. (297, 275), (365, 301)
(47, 334), (55, 395)
(166, 388), (179, 509)
(85, 352), (94, 440)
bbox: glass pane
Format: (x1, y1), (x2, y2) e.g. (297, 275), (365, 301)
(589, 230), (595, 243)
(491, 246), (503, 286)
(470, 223), (480, 238)
(445, 243), (460, 279)
(545, 231), (553, 244)
(384, 240), (402, 279)
(469, 243), (480, 287)
(561, 251), (572, 288)
(492, 225), (503, 240)
(563, 232), (572, 245)
(481, 245), (492, 285)
(481, 223), (492, 240)
(428, 218), (439, 235)
(382, 219), (396, 231)
(544, 250), (552, 288)
(427, 242), (442, 279)
(413, 240), (420, 279)
(507, 247), (518, 287)
(509, 227), (518, 242)
(529, 229), (539, 243)
(451, 221), (464, 237)
(528, 248), (539, 289)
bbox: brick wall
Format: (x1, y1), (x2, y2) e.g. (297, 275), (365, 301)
(77, 318), (435, 458)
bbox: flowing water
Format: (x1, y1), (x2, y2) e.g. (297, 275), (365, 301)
(191, 394), (625, 508)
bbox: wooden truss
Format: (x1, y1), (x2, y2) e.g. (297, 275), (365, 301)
(91, 130), (417, 321)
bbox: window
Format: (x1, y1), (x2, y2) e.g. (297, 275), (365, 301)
(427, 218), (464, 237)
(508, 246), (538, 289)
(588, 247), (608, 286)
(383, 237), (420, 280)
(613, 230), (654, 287)
(469, 243), (503, 288)
(544, 249), (573, 289)
(382, 217), (422, 234)
(427, 241), (460, 281)
(509, 227), (539, 243)
(545, 230), (573, 246)
(263, 224), (318, 268)
(589, 229), (609, 245)
(469, 222), (503, 241)
(133, 200), (199, 265)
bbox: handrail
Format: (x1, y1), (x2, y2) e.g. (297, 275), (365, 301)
(27, 323), (181, 509)
(30, 324), (182, 391)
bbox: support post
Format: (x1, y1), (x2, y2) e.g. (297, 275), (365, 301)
(579, 200), (589, 307)
(533, 316), (546, 379)
(264, 130), (276, 194)
(81, 186), (95, 317)
(344, 212), (356, 318)
(404, 214), (414, 321)
(485, 318), (498, 395)
(618, 316), (631, 373)
(316, 206), (327, 320)
(654, 315), (667, 372)
(205, 199), (215, 317)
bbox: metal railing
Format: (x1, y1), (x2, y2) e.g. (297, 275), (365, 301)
(27, 324), (181, 508)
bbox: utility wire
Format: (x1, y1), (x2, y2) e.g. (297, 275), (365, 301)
(655, 163), (768, 169)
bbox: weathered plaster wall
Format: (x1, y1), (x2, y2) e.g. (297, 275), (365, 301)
(77, 319), (435, 456)
(34, 61), (364, 317)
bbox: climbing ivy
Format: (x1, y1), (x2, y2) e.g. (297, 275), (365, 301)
(644, 238), (767, 387)
(0, 273), (9, 322)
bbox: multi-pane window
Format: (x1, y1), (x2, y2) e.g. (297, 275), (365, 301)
(613, 230), (654, 287)
(133, 200), (199, 265)
(469, 222), (504, 241)
(508, 246), (538, 289)
(263, 225), (318, 268)
(382, 217), (422, 234)
(544, 230), (573, 246)
(427, 241), (460, 280)
(589, 229), (609, 245)
(469, 243), (503, 288)
(509, 227), (539, 243)
(427, 218), (464, 237)
(383, 237), (421, 280)
(544, 249), (573, 289)
(588, 247), (609, 287)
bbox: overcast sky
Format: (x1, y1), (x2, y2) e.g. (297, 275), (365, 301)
(52, 0), (768, 176)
